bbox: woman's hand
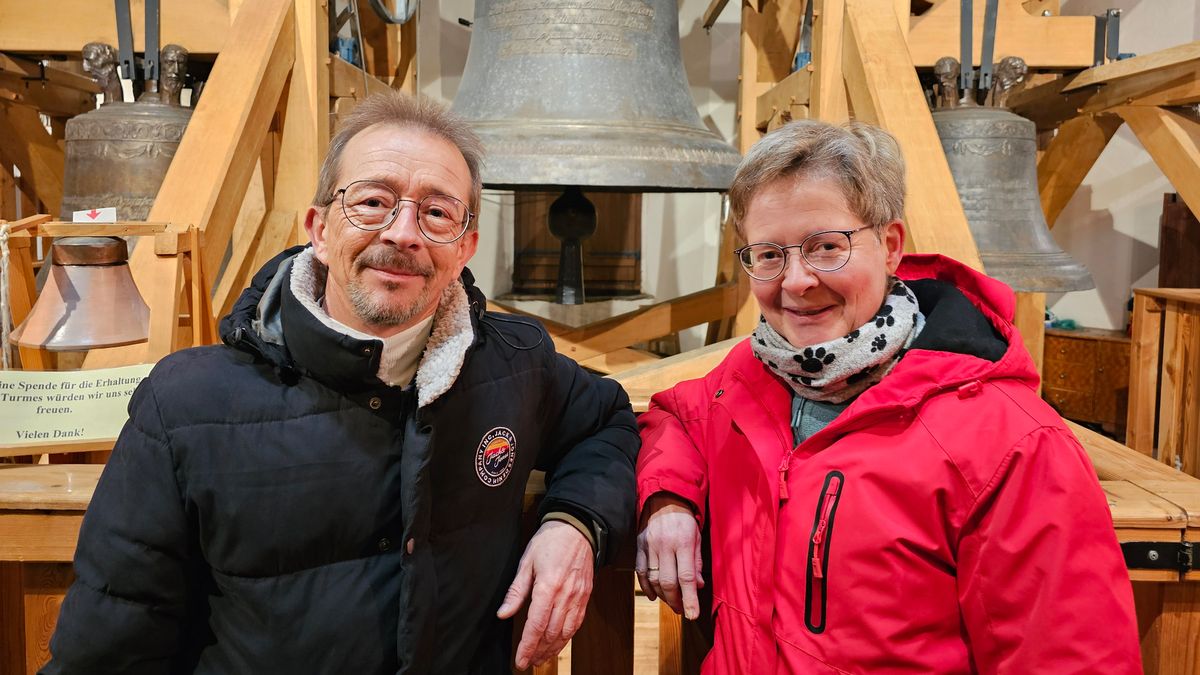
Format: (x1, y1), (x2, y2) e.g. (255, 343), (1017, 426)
(635, 493), (703, 620)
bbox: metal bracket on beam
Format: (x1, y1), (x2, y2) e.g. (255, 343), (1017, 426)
(1122, 541), (1194, 574)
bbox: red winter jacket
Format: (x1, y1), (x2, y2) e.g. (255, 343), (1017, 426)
(637, 254), (1141, 674)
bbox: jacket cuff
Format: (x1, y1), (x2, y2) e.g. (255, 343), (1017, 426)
(542, 511), (597, 552)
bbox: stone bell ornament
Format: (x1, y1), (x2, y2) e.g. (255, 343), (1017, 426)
(60, 43), (192, 221)
(932, 105), (1094, 293)
(450, 0), (741, 303)
(10, 237), (150, 351)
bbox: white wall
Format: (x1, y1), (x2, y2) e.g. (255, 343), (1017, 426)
(415, 0), (1196, 340)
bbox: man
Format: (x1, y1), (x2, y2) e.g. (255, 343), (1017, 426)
(44, 92), (639, 674)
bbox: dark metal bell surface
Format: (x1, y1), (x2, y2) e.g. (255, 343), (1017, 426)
(450, 0), (740, 191)
(60, 101), (192, 220)
(933, 106), (1094, 293)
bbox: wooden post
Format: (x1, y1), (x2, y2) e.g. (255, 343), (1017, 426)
(1014, 292), (1046, 393)
(810, 0), (849, 123)
(570, 565), (634, 675)
(1128, 292), (1164, 457)
(276, 0), (330, 245)
(19, 563), (73, 674)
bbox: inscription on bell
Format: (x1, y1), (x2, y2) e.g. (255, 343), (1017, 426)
(490, 0), (653, 59)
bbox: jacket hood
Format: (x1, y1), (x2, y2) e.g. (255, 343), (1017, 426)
(218, 245), (488, 407)
(864, 253), (1040, 408)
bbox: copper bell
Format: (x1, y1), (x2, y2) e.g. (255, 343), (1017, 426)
(10, 237), (150, 351)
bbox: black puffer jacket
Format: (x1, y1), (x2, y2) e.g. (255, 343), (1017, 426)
(44, 246), (639, 674)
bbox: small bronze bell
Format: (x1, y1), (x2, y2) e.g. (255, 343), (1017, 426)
(10, 237), (150, 351)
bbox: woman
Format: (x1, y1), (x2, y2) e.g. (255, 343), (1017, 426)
(635, 120), (1140, 673)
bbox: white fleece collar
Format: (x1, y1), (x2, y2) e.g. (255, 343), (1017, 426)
(288, 248), (474, 407)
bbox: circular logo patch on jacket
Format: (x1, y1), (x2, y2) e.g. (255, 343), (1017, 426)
(475, 427), (516, 487)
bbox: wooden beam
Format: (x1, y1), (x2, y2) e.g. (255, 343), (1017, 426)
(82, 0), (296, 369)
(737, 2), (764, 151)
(0, 54), (98, 94)
(1118, 106), (1200, 222)
(329, 55), (391, 100)
(0, 0), (232, 55)
(550, 283), (740, 362)
(1011, 48), (1200, 132)
(1081, 60), (1200, 113)
(0, 105), (64, 215)
(907, 0), (1094, 68)
(759, 0), (805, 85)
(609, 338), (743, 413)
(809, 0), (849, 123)
(1038, 113), (1123, 228)
(1065, 42), (1200, 92)
(703, 0), (734, 30)
(1007, 74), (1090, 133)
(0, 77), (94, 118)
(576, 348), (662, 376)
(842, 0), (983, 270)
(212, 162), (268, 320)
(276, 0), (329, 244)
(755, 67), (811, 132)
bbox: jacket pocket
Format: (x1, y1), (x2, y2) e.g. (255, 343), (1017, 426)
(804, 471), (844, 634)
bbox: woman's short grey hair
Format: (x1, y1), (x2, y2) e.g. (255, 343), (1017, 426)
(729, 120), (906, 237)
(313, 91), (485, 230)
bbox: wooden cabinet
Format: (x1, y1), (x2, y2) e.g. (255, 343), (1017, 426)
(1042, 328), (1131, 435)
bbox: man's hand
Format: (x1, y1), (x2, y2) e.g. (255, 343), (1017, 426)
(497, 520), (594, 670)
(636, 493), (703, 620)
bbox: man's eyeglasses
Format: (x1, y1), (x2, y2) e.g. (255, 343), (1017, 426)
(735, 225), (875, 281)
(329, 180), (473, 244)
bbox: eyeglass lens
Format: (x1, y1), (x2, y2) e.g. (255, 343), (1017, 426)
(341, 181), (469, 242)
(739, 231), (854, 279)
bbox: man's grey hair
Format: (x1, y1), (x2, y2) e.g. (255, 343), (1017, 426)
(314, 91), (485, 229)
(729, 119), (906, 238)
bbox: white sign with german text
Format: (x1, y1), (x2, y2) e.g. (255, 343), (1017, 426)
(0, 364), (153, 449)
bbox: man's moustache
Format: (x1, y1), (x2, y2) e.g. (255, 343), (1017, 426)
(354, 247), (434, 277)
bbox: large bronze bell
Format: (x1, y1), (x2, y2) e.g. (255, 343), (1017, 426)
(933, 106), (1093, 292)
(451, 0), (739, 303)
(451, 0), (740, 190)
(60, 43), (191, 220)
(11, 238), (150, 351)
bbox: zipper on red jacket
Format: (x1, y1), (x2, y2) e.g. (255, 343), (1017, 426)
(805, 470), (844, 634)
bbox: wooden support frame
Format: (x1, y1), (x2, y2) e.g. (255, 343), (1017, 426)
(0, 104), (65, 215)
(842, 0), (983, 270)
(1126, 289), (1200, 479)
(0, 0), (233, 55)
(1117, 106), (1200, 223)
(491, 282), (739, 367)
(1037, 113), (1124, 228)
(906, 0), (1094, 68)
(78, 0), (296, 370)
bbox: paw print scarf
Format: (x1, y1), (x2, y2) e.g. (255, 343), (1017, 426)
(750, 277), (926, 404)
